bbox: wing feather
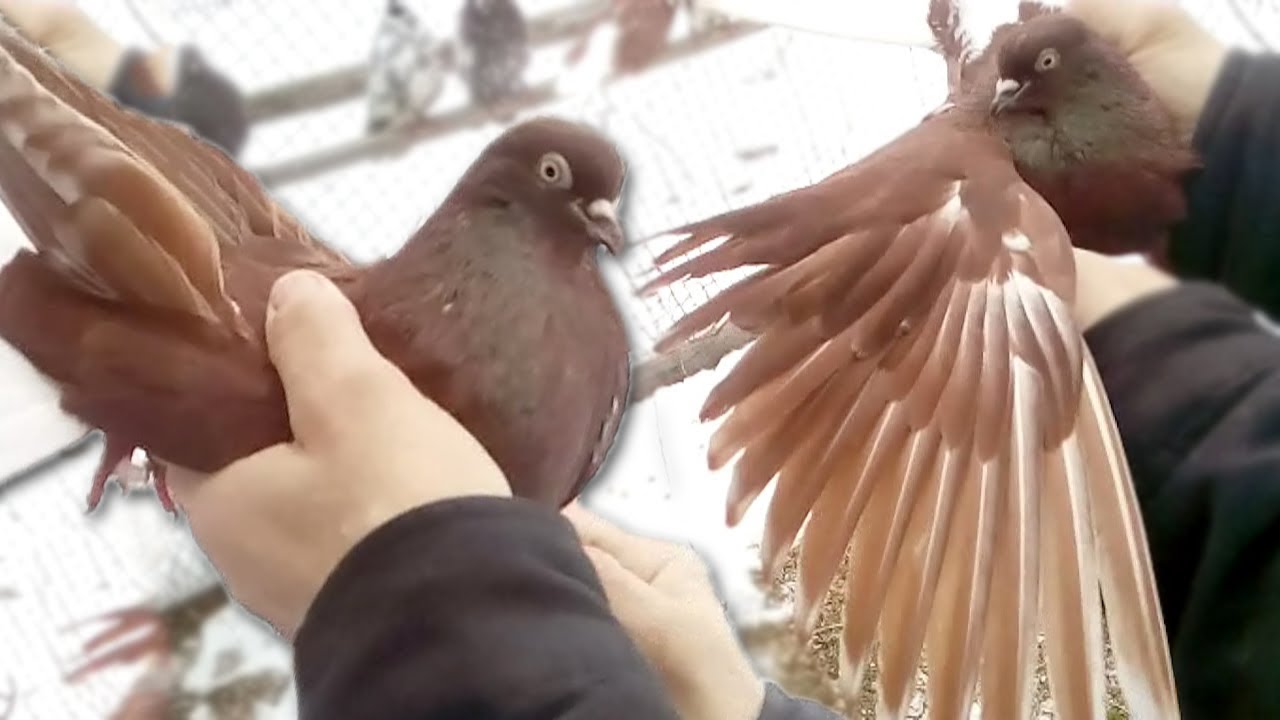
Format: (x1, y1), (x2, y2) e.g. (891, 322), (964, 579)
(1041, 434), (1107, 718)
(0, 21), (346, 334)
(978, 357), (1042, 720)
(643, 117), (1178, 717)
(1079, 354), (1179, 717)
(0, 29), (241, 329)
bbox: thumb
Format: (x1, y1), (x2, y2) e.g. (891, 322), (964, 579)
(264, 270), (392, 444)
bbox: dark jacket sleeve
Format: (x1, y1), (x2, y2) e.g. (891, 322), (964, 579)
(1085, 283), (1280, 720)
(1169, 51), (1280, 317)
(757, 683), (844, 720)
(292, 496), (681, 720)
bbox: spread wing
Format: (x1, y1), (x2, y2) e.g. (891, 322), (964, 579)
(640, 116), (1178, 719)
(0, 21), (347, 337)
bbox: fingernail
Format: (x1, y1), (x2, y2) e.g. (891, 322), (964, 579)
(268, 270), (326, 316)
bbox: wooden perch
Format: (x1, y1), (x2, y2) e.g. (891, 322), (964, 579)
(244, 0), (612, 123)
(633, 322), (756, 401)
(253, 22), (764, 187)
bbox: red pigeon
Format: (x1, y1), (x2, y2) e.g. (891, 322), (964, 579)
(641, 11), (1179, 720)
(0, 23), (632, 512)
(564, 0), (680, 76)
(933, 0), (1196, 259)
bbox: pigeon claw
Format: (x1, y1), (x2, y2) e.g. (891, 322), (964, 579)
(86, 436), (176, 514)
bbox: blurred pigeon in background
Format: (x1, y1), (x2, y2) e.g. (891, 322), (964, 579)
(459, 0), (530, 108)
(365, 0), (453, 134)
(565, 0), (681, 77)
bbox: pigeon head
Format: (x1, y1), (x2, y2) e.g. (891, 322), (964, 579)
(988, 14), (1095, 118)
(984, 13), (1164, 169)
(464, 117), (628, 255)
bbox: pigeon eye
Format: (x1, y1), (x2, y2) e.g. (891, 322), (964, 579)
(1036, 48), (1060, 72)
(538, 153), (573, 189)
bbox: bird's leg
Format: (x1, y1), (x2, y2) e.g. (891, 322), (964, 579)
(147, 458), (175, 514)
(87, 435), (138, 511)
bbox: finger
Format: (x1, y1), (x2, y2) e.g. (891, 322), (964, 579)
(264, 270), (393, 445)
(162, 464), (206, 512)
(169, 445), (309, 528)
(583, 546), (664, 622)
(563, 503), (689, 584)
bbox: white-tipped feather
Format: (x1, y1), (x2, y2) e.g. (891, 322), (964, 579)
(878, 441), (970, 716)
(979, 357), (1042, 720)
(1041, 435), (1107, 718)
(837, 426), (939, 695)
(0, 204), (88, 483)
(1080, 354), (1179, 717)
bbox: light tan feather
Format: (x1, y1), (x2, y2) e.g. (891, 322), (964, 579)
(641, 115), (1179, 718)
(0, 32), (238, 330)
(0, 21), (348, 336)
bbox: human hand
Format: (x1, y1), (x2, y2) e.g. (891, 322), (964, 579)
(1072, 248), (1178, 330)
(562, 504), (765, 720)
(1066, 0), (1227, 137)
(0, 0), (127, 90)
(167, 270), (510, 640)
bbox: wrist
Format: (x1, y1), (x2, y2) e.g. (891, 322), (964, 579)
(684, 670), (764, 720)
(1170, 36), (1228, 137)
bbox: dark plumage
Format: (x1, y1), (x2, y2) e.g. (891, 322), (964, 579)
(0, 23), (632, 512)
(459, 0), (530, 107)
(566, 0), (679, 75)
(639, 10), (1178, 720)
(939, 4), (1197, 257)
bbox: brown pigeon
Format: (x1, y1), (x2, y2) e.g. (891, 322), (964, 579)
(933, 0), (1196, 259)
(564, 0), (680, 76)
(0, 22), (632, 512)
(640, 11), (1179, 720)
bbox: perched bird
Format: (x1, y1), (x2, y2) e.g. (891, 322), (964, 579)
(565, 0), (680, 76)
(934, 0), (1196, 258)
(641, 11), (1180, 720)
(0, 22), (632, 513)
(365, 0), (452, 134)
(458, 0), (530, 108)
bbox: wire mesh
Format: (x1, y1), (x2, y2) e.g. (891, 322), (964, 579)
(71, 0), (1275, 352)
(0, 0), (1275, 716)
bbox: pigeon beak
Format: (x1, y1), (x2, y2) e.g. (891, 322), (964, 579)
(583, 198), (625, 255)
(990, 77), (1026, 115)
